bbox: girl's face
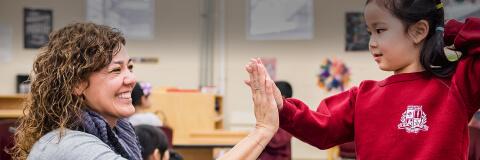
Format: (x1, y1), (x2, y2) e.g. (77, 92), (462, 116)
(141, 95), (152, 108)
(364, 2), (423, 74)
(82, 44), (136, 126)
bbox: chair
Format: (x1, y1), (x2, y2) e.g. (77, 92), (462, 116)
(158, 126), (173, 148)
(339, 141), (356, 159)
(0, 119), (17, 160)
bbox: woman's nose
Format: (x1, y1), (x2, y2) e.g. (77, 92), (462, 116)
(124, 71), (136, 86)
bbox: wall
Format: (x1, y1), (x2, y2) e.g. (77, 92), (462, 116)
(0, 0), (393, 159)
(0, 0), (203, 94)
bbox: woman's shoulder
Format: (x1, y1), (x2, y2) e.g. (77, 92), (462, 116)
(28, 129), (125, 160)
(34, 129), (98, 144)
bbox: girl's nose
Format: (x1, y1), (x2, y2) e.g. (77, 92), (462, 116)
(369, 37), (378, 48)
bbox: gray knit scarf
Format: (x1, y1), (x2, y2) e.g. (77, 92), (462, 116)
(79, 109), (142, 160)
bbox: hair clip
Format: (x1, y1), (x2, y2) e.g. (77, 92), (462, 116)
(436, 27), (444, 32)
(436, 2), (444, 9)
(444, 45), (462, 62)
(430, 65), (442, 69)
(139, 82), (152, 96)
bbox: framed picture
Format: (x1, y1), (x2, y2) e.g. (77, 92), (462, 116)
(16, 74), (30, 94)
(86, 0), (155, 40)
(445, 0), (480, 21)
(24, 8), (53, 49)
(260, 57), (277, 80)
(345, 12), (369, 51)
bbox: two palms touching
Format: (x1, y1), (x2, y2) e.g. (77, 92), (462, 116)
(215, 58), (288, 160)
(244, 58), (284, 134)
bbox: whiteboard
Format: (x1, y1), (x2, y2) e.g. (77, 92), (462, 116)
(86, 0), (155, 40)
(0, 23), (12, 62)
(248, 0), (314, 40)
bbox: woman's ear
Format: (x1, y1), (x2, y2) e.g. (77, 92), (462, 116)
(408, 20), (430, 44)
(74, 82), (87, 96)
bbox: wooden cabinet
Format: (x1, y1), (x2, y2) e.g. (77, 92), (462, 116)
(147, 92), (232, 144)
(0, 95), (25, 118)
(147, 92), (249, 159)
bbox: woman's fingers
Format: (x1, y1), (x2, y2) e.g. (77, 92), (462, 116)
(255, 60), (267, 96)
(252, 60), (261, 90)
(249, 59), (263, 102)
(247, 58), (281, 111)
(244, 80), (251, 87)
(245, 62), (257, 96)
(266, 80), (275, 106)
(257, 79), (279, 132)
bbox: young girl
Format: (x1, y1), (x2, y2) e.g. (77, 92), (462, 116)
(129, 82), (163, 127)
(134, 125), (170, 160)
(245, 0), (480, 159)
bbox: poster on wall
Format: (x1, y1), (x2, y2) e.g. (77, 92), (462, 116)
(445, 0), (480, 21)
(24, 8), (53, 49)
(345, 12), (369, 51)
(248, 0), (314, 40)
(86, 0), (155, 40)
(0, 23), (13, 62)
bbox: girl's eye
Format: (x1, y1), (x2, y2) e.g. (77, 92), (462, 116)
(376, 29), (386, 33)
(367, 31), (372, 35)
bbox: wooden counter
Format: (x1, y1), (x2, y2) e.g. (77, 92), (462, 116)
(0, 95), (26, 118)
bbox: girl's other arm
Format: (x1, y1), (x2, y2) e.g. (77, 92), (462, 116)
(445, 18), (480, 112)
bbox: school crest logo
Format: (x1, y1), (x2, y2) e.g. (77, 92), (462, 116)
(397, 105), (429, 133)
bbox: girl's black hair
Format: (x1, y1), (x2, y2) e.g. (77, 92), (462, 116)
(275, 81), (293, 98)
(366, 0), (459, 77)
(134, 125), (169, 160)
(131, 82), (144, 106)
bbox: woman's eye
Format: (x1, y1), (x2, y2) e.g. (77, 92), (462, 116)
(128, 65), (134, 72)
(376, 29), (385, 33)
(110, 68), (121, 73)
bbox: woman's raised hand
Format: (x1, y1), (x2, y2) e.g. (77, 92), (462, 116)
(244, 58), (281, 133)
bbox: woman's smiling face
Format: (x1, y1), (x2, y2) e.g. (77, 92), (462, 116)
(82, 44), (136, 126)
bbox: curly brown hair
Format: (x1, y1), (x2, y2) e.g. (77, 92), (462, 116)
(9, 22), (125, 160)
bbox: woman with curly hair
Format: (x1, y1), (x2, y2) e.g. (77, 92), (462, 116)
(9, 22), (141, 160)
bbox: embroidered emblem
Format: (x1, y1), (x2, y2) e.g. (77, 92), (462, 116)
(397, 105), (429, 133)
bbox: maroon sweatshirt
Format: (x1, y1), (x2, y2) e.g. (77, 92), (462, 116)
(258, 128), (292, 160)
(279, 18), (480, 160)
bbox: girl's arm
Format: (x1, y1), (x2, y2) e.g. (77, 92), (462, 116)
(446, 18), (480, 113)
(245, 58), (356, 150)
(279, 87), (357, 149)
